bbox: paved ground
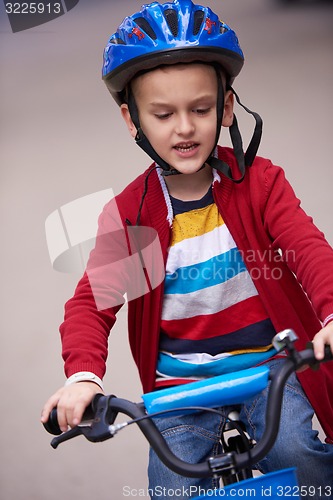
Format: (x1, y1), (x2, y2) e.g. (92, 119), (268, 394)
(1, 1), (332, 498)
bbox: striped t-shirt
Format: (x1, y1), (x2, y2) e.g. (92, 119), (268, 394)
(156, 186), (276, 388)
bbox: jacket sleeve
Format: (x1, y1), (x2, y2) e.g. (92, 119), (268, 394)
(60, 274), (120, 380)
(261, 162), (333, 324)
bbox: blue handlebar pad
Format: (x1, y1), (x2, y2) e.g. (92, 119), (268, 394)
(142, 365), (269, 417)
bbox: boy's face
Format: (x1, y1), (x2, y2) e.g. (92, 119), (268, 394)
(121, 63), (234, 175)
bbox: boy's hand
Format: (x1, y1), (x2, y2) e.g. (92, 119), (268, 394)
(312, 321), (333, 361)
(41, 382), (103, 432)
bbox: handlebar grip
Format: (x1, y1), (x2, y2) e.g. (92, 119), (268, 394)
(304, 342), (333, 371)
(43, 395), (103, 435)
(323, 344), (333, 361)
(43, 408), (62, 435)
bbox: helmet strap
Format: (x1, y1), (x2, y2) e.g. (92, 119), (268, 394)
(127, 87), (179, 175)
(229, 86), (263, 167)
(206, 66), (246, 182)
(207, 113), (246, 183)
(207, 84), (263, 183)
(206, 67), (247, 183)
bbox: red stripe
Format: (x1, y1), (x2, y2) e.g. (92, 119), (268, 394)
(160, 295), (269, 341)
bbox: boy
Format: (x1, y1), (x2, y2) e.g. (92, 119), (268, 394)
(42, 1), (333, 497)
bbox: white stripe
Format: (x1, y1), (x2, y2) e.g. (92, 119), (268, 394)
(323, 313), (333, 327)
(161, 270), (258, 321)
(156, 372), (202, 382)
(161, 351), (232, 363)
(166, 223), (236, 274)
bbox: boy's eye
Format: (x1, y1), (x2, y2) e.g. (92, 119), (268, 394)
(155, 113), (172, 120)
(195, 108), (211, 115)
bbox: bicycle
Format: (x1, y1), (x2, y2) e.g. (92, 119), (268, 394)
(44, 329), (333, 499)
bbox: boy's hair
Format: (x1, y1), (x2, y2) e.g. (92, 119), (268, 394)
(124, 61), (228, 105)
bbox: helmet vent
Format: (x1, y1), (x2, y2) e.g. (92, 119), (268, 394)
(220, 23), (228, 35)
(110, 37), (126, 45)
(134, 17), (157, 40)
(164, 9), (178, 37)
(193, 10), (205, 36)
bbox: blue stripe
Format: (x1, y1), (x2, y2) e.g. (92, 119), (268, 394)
(164, 247), (246, 295)
(157, 349), (277, 377)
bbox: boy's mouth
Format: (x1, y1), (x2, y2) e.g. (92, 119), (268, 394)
(174, 142), (199, 153)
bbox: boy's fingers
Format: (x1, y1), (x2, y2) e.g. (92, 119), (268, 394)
(55, 400), (69, 432)
(40, 392), (61, 422)
(312, 328), (333, 360)
(313, 336), (325, 360)
(41, 382), (103, 431)
(72, 401), (87, 427)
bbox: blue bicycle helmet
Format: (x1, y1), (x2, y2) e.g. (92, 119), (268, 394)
(103, 0), (244, 105)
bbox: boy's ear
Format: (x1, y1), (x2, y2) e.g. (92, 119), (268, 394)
(222, 91), (234, 128)
(120, 104), (138, 138)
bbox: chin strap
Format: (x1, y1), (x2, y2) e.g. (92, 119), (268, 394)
(127, 88), (174, 174)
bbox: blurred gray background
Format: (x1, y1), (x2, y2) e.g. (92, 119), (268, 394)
(1, 0), (332, 498)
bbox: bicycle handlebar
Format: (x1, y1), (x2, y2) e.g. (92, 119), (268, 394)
(43, 333), (333, 479)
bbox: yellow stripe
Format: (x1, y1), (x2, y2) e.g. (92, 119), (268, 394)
(171, 204), (224, 246)
(229, 344), (273, 356)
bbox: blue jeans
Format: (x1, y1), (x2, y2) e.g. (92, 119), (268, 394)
(148, 359), (333, 499)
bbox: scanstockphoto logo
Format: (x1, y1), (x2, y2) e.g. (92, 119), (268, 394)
(4, 0), (80, 33)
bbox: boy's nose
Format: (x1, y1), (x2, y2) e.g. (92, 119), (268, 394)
(175, 114), (195, 137)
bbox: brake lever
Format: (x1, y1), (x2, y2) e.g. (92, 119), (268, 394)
(51, 426), (84, 449)
(50, 395), (118, 449)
